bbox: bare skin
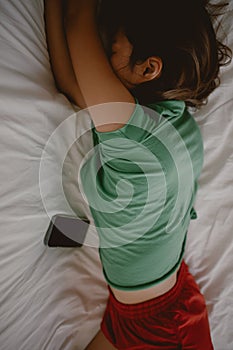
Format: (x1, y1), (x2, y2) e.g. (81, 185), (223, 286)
(44, 0), (86, 107)
(85, 330), (117, 350)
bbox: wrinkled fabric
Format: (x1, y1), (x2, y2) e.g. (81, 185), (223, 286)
(81, 100), (204, 290)
(101, 261), (214, 349)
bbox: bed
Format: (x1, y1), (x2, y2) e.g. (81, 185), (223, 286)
(0, 1), (232, 349)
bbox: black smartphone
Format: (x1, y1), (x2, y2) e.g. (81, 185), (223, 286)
(44, 214), (90, 248)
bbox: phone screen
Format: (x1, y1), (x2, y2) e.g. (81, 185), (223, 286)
(44, 215), (90, 248)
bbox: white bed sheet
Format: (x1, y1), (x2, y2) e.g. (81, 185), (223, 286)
(0, 1), (107, 349)
(0, 1), (232, 349)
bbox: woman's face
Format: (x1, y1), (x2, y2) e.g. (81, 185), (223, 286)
(110, 31), (135, 89)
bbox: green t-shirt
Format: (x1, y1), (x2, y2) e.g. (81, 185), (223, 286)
(80, 100), (203, 291)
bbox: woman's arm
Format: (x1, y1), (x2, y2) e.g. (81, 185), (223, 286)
(44, 0), (86, 108)
(64, 0), (135, 132)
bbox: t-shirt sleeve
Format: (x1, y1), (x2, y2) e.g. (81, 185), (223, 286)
(93, 102), (161, 144)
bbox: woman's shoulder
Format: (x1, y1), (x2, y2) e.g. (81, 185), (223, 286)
(91, 99), (203, 158)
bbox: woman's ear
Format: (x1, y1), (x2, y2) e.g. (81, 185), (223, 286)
(132, 56), (163, 85)
(142, 57), (163, 81)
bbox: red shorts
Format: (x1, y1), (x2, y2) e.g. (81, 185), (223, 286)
(101, 261), (214, 349)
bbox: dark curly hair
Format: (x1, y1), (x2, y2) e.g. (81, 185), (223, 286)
(98, 0), (232, 108)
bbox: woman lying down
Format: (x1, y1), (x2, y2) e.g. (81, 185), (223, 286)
(44, 0), (231, 349)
